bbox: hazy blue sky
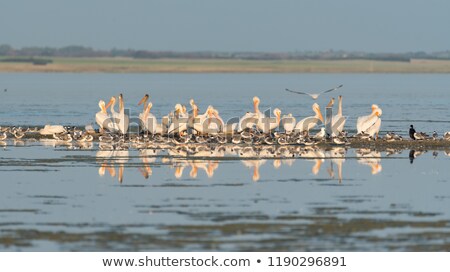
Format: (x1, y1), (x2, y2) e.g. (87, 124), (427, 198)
(1, 0), (449, 52)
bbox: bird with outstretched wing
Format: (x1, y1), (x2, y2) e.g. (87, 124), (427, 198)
(285, 84), (343, 100)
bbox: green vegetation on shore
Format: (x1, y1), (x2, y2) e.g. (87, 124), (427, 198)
(1, 44), (450, 73)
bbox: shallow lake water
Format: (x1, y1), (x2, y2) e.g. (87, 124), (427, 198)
(1, 73), (450, 251)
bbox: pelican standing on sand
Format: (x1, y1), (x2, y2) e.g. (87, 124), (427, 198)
(39, 125), (67, 135)
(331, 95), (346, 136)
(257, 108), (281, 134)
(356, 104), (382, 139)
(95, 100), (112, 132)
(138, 94), (150, 110)
(138, 94), (157, 134)
(294, 103), (324, 133)
(140, 102), (157, 135)
(192, 104), (211, 135)
(210, 107), (237, 134)
(110, 94), (130, 135)
(238, 96), (263, 132)
(168, 104), (188, 135)
(107, 96), (120, 133)
(285, 84), (343, 100)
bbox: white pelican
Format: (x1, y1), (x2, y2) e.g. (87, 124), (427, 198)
(207, 107), (226, 134)
(356, 104), (382, 139)
(95, 100), (112, 132)
(281, 114), (296, 134)
(117, 94), (129, 135)
(138, 94), (155, 133)
(39, 125), (67, 135)
(138, 94), (150, 109)
(294, 103), (324, 133)
(285, 84), (343, 100)
(168, 104), (189, 135)
(192, 105), (212, 135)
(331, 95), (346, 137)
(209, 107), (237, 135)
(107, 96), (120, 133)
(139, 102), (158, 135)
(238, 96), (263, 132)
(253, 96), (265, 120)
(257, 108), (281, 134)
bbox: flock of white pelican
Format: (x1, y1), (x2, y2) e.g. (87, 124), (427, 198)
(1, 89), (450, 184)
(1, 85), (450, 153)
(2, 90), (450, 150)
(90, 92), (389, 148)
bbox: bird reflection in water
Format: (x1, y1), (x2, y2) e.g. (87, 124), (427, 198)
(327, 147), (346, 183)
(356, 148), (382, 175)
(189, 161), (219, 178)
(170, 160), (219, 179)
(96, 149), (129, 183)
(409, 149), (426, 164)
(93, 144), (393, 183)
(138, 149), (159, 179)
(242, 159), (266, 182)
(298, 147), (325, 175)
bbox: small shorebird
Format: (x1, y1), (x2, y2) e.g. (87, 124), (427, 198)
(409, 125), (416, 140)
(355, 131), (372, 140)
(413, 132), (428, 140)
(384, 132), (402, 142)
(444, 132), (450, 141)
(285, 84), (343, 100)
(432, 131), (438, 140)
(12, 129), (25, 139)
(281, 113), (296, 134)
(77, 133), (94, 142)
(53, 133), (73, 143)
(313, 127), (326, 141)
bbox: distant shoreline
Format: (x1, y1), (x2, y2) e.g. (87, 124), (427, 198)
(1, 57), (450, 73)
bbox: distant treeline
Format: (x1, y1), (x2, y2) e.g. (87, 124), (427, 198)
(1, 44), (450, 61)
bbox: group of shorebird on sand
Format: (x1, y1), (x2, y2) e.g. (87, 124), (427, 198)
(1, 85), (449, 150)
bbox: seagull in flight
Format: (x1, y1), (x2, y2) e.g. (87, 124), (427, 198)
(285, 84), (343, 100)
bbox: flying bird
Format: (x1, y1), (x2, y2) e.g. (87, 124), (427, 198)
(285, 84), (343, 100)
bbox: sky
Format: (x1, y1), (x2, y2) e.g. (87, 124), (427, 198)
(1, 0), (449, 52)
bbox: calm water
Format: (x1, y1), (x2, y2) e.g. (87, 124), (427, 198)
(1, 73), (450, 251)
